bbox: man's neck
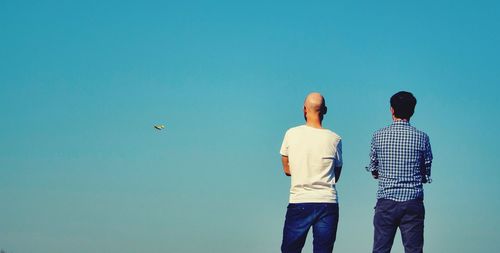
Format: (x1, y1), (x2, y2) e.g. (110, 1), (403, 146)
(392, 116), (409, 122)
(306, 116), (323, 128)
(306, 122), (323, 128)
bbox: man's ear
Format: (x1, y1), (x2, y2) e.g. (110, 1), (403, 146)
(323, 106), (328, 115)
(390, 107), (395, 115)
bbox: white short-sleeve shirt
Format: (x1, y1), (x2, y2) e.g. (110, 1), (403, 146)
(280, 125), (343, 203)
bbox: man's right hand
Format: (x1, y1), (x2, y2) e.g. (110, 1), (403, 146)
(371, 170), (379, 179)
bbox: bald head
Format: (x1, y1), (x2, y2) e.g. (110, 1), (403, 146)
(304, 92), (326, 114)
(303, 92), (327, 125)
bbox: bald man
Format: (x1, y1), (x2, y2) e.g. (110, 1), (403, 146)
(280, 93), (343, 253)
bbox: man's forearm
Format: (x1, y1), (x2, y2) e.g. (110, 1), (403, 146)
(334, 167), (342, 182)
(369, 159), (379, 179)
(422, 163), (432, 183)
(284, 163), (291, 176)
(281, 156), (291, 176)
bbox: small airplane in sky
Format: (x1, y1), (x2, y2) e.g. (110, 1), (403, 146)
(154, 125), (165, 130)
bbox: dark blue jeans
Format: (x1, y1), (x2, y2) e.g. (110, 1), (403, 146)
(281, 203), (339, 253)
(373, 198), (425, 253)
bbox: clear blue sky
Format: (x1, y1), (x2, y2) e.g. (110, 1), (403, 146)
(1, 1), (499, 252)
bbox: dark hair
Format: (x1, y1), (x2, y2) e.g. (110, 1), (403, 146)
(390, 91), (417, 119)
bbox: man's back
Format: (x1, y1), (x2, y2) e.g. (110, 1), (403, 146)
(281, 125), (342, 203)
(369, 91), (433, 253)
(370, 121), (432, 201)
(280, 92), (342, 253)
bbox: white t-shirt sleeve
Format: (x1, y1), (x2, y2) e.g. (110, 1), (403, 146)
(280, 131), (289, 156)
(334, 139), (343, 167)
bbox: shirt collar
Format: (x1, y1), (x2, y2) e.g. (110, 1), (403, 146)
(391, 120), (410, 126)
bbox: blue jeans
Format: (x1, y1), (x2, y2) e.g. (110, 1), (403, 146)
(373, 198), (425, 253)
(281, 203), (339, 253)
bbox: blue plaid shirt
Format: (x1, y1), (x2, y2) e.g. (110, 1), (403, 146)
(369, 120), (433, 201)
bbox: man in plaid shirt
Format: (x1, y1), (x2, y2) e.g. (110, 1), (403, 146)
(368, 91), (433, 253)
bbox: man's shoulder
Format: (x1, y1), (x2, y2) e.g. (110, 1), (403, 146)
(285, 125), (305, 134)
(372, 124), (429, 139)
(313, 128), (342, 143)
(407, 125), (430, 139)
(290, 125), (306, 130)
(285, 125), (341, 139)
(372, 126), (391, 137)
(324, 128), (341, 140)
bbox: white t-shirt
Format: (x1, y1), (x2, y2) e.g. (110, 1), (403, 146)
(280, 125), (343, 203)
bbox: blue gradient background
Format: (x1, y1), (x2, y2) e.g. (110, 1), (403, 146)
(1, 1), (499, 252)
